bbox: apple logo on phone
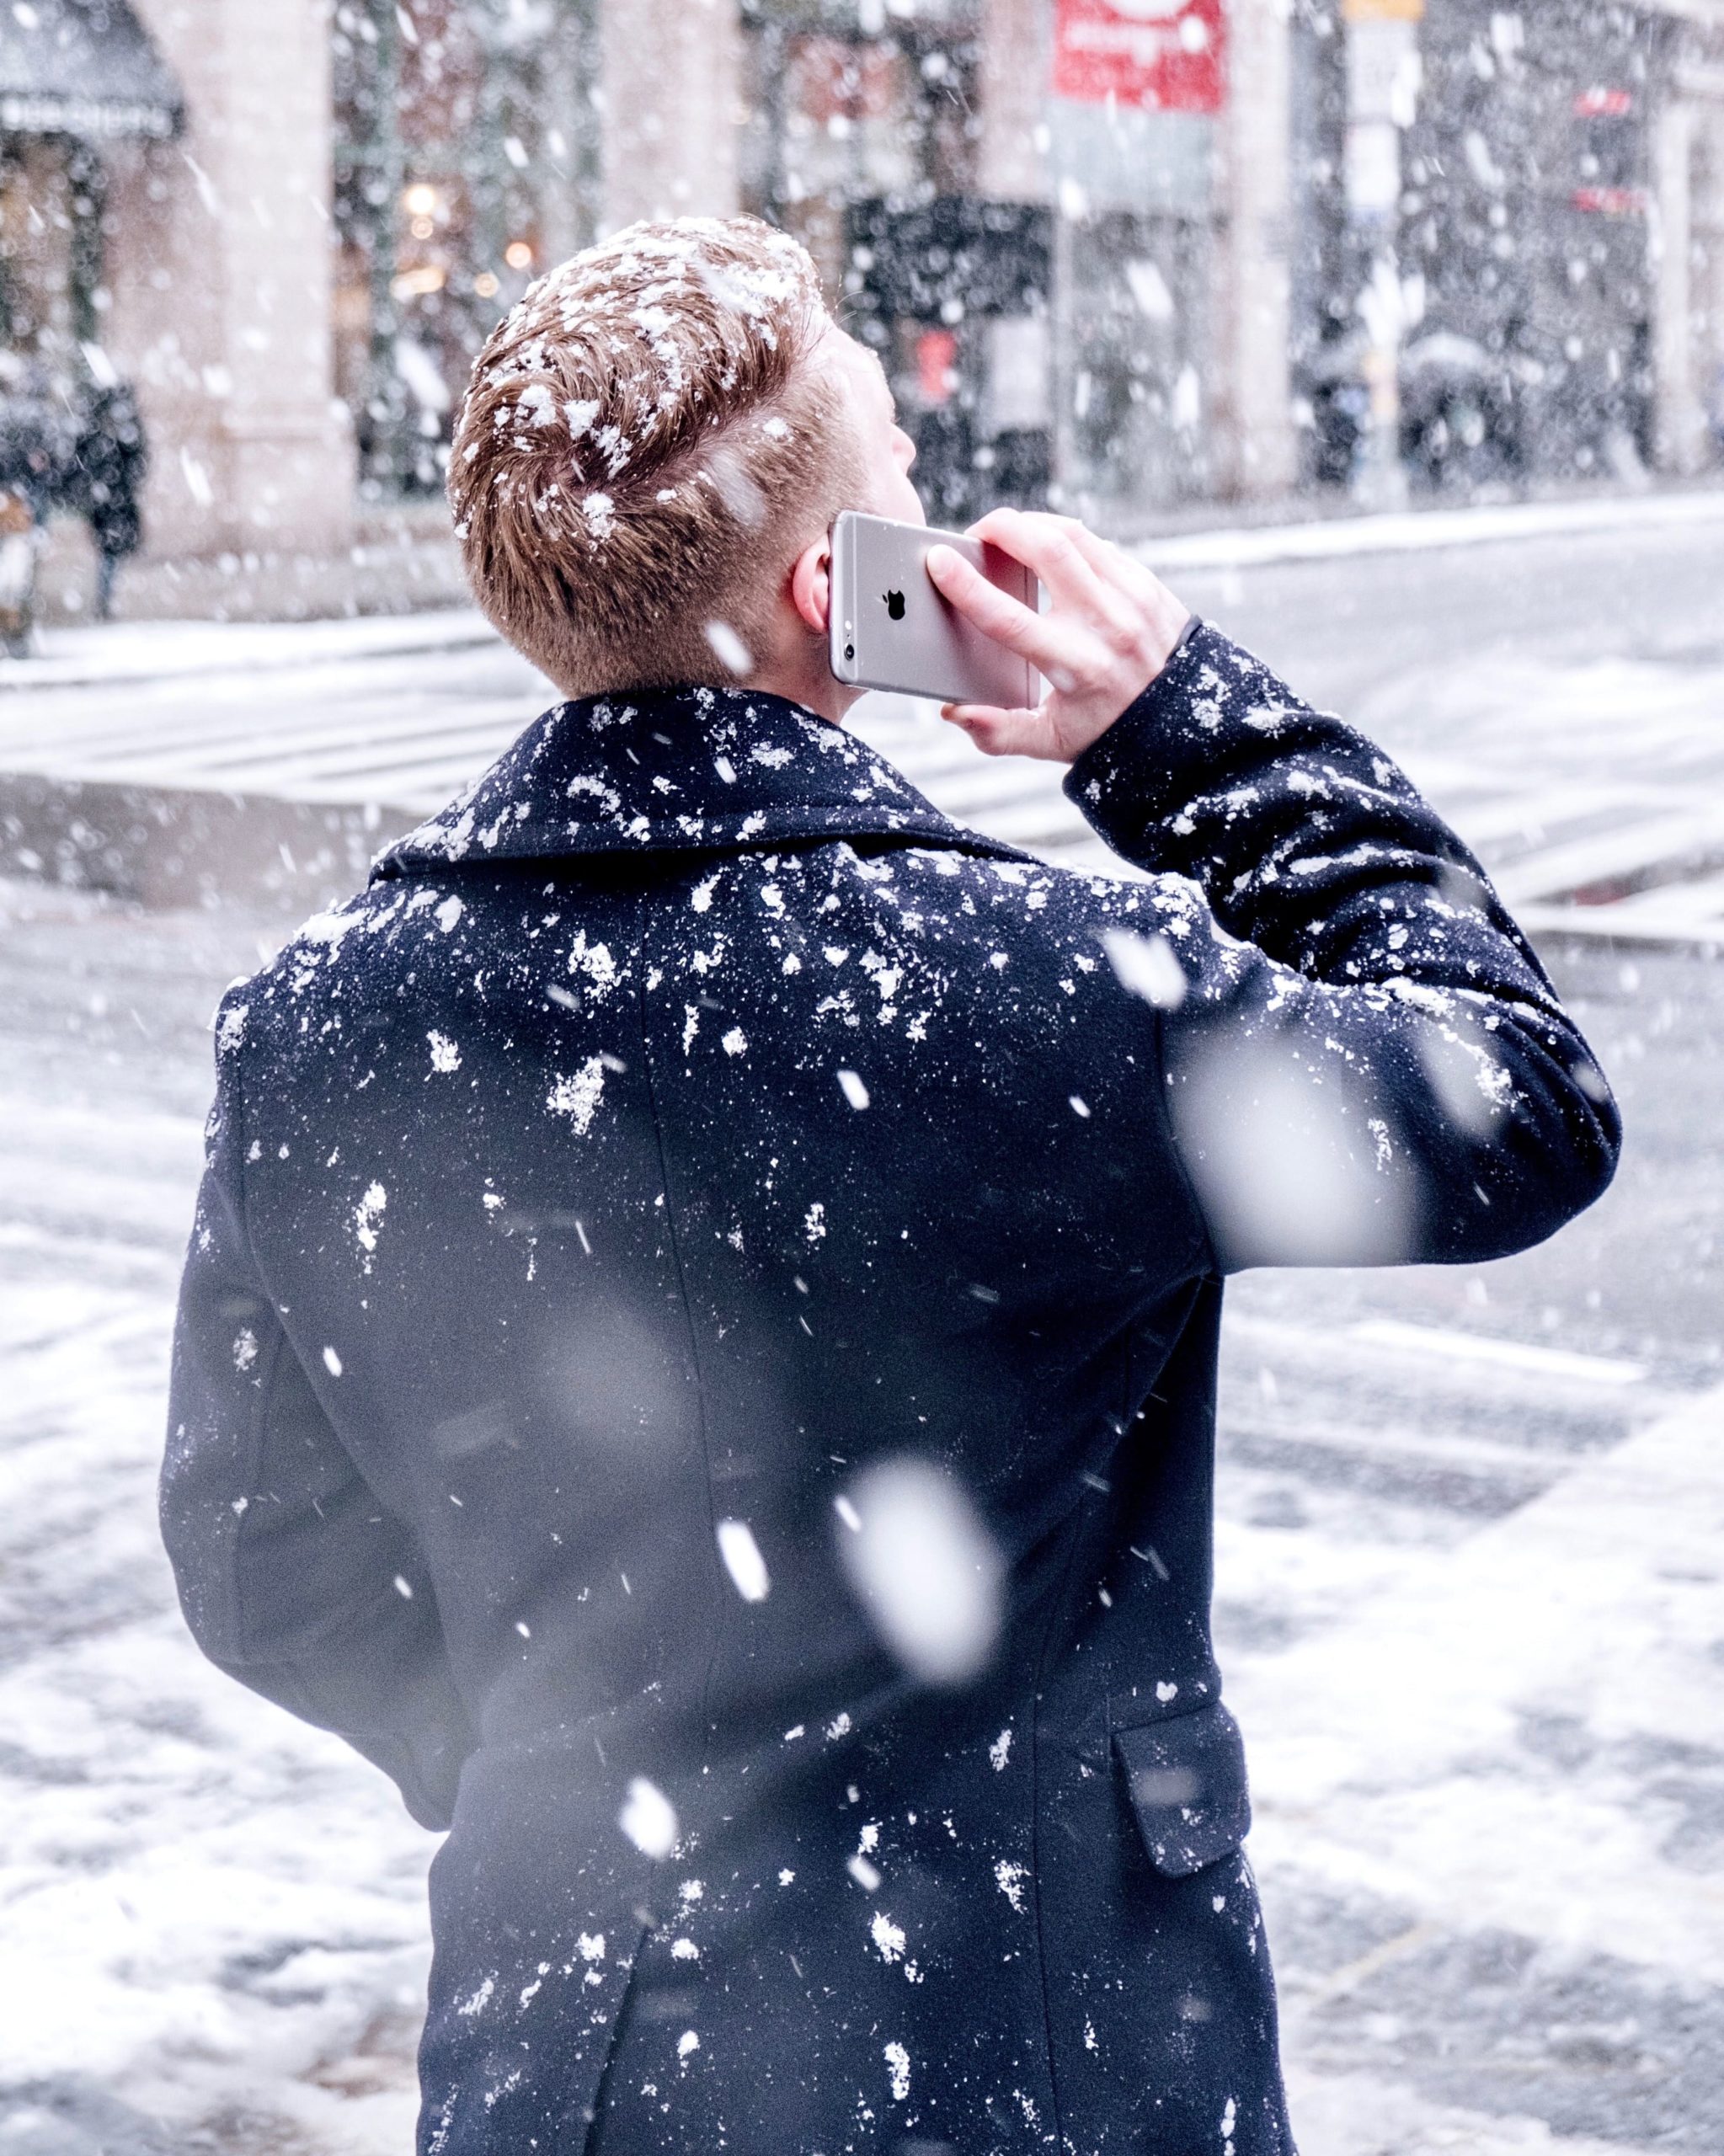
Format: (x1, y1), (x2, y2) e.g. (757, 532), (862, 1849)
(883, 589), (905, 622)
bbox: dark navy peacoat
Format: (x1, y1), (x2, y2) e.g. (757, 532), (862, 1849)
(163, 624), (1619, 2154)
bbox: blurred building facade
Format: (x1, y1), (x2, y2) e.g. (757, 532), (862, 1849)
(1293, 0), (1724, 499)
(0, 0), (1719, 616)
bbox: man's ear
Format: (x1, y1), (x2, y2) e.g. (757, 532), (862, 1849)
(788, 536), (831, 635)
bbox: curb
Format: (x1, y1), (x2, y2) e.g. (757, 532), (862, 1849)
(0, 610), (500, 697)
(1139, 487), (1724, 574)
(0, 770), (416, 913)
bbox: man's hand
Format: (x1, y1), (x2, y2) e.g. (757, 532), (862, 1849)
(924, 507), (1191, 764)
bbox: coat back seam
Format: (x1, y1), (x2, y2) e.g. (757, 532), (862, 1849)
(630, 921), (729, 1766)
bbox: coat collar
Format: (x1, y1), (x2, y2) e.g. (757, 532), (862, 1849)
(373, 682), (1033, 879)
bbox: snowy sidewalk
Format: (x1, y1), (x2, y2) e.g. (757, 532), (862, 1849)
(0, 890), (432, 2156)
(1238, 1372), (1724, 2154)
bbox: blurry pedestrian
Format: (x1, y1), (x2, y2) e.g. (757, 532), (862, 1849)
(0, 485), (35, 657)
(70, 378), (147, 621)
(0, 350), (75, 656)
(162, 216), (1620, 2154)
(0, 355), (147, 643)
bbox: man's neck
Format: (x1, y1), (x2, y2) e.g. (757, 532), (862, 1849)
(742, 642), (857, 728)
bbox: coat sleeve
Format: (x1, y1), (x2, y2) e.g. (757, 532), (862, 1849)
(1065, 621), (1621, 1273)
(161, 1035), (477, 1829)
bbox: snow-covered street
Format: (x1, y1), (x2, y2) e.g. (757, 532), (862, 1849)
(0, 504), (1720, 2153)
(3, 494), (1724, 947)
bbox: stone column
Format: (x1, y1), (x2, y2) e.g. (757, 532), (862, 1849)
(538, 0), (603, 265)
(1213, 0), (1297, 499)
(978, 0), (1048, 202)
(1652, 94), (1706, 474)
(599, 0), (742, 234)
(104, 0), (354, 562)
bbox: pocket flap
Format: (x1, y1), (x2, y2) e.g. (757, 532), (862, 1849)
(1113, 1700), (1252, 1878)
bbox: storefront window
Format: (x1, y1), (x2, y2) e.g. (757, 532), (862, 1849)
(332, 0), (596, 498)
(0, 134), (105, 369)
(740, 2), (979, 286)
(741, 3), (1058, 526)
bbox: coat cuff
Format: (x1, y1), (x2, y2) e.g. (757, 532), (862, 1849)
(1061, 615), (1213, 866)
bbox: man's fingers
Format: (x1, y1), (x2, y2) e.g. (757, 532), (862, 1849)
(966, 508), (1158, 651)
(964, 506), (1119, 622)
(1058, 521), (1167, 611)
(939, 701), (1055, 760)
(1058, 524), (1193, 654)
(926, 543), (1079, 677)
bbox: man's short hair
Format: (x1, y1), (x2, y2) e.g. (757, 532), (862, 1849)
(450, 215), (867, 699)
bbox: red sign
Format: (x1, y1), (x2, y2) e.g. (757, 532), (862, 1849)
(915, 329), (958, 406)
(1572, 187), (1645, 217)
(1052, 0), (1226, 116)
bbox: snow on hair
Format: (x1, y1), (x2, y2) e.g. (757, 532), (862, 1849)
(450, 216), (867, 699)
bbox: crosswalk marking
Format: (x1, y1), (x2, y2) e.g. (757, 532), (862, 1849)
(1219, 1303), (1660, 1529)
(1346, 1319), (1647, 1387)
(1223, 1418), (1563, 1514)
(1492, 803), (1724, 906)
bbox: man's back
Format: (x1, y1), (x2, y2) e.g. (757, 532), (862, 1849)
(163, 635), (1617, 2153)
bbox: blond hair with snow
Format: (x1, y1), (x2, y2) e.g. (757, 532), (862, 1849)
(449, 215), (867, 700)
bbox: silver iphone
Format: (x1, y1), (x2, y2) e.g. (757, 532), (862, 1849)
(827, 510), (1041, 709)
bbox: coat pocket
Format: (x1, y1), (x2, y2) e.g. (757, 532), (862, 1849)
(1112, 1700), (1252, 1877)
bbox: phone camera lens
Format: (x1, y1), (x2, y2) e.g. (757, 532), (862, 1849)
(844, 643), (855, 661)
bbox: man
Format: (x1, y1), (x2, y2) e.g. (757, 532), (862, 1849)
(162, 218), (1618, 2154)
